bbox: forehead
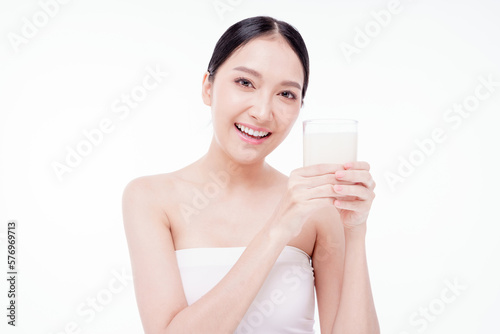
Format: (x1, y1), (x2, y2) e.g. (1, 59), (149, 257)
(219, 35), (304, 84)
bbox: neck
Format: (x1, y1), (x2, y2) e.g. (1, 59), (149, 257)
(197, 138), (273, 190)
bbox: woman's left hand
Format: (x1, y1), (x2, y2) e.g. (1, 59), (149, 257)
(332, 161), (376, 232)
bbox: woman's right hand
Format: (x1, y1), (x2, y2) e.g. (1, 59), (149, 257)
(270, 163), (345, 240)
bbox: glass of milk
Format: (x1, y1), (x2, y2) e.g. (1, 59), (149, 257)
(303, 119), (358, 166)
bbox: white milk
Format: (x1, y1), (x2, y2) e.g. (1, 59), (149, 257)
(303, 132), (357, 166)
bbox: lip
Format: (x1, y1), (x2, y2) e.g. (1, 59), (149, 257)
(234, 123), (272, 145)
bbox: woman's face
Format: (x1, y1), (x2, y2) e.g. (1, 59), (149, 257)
(202, 34), (304, 165)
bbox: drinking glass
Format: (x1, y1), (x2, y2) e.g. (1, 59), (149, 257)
(303, 119), (358, 166)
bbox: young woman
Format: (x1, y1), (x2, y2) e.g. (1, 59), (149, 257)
(123, 16), (379, 334)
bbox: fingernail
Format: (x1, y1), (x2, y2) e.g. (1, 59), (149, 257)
(336, 171), (345, 178)
(334, 185), (343, 192)
(344, 163), (353, 169)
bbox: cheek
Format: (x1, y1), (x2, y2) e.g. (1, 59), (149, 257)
(273, 103), (300, 127)
(212, 83), (251, 113)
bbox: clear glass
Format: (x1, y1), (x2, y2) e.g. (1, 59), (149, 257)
(303, 119), (358, 166)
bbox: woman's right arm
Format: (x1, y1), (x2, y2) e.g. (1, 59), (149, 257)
(122, 176), (291, 334)
(122, 166), (341, 333)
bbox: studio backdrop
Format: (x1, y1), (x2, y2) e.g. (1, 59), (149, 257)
(1, 0), (499, 333)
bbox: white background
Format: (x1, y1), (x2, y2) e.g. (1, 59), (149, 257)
(1, 0), (499, 333)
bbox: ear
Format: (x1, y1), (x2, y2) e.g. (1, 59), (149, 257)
(201, 71), (212, 106)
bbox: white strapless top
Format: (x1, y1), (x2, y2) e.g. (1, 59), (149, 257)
(175, 246), (315, 334)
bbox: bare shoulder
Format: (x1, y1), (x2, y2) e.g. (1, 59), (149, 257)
(267, 165), (290, 189)
(123, 173), (176, 198)
(123, 173), (176, 203)
(122, 172), (180, 228)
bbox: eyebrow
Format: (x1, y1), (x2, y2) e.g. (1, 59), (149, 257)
(232, 66), (302, 91)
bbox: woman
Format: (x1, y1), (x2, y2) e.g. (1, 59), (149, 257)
(123, 16), (379, 334)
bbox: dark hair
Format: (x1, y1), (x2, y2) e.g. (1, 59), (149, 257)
(207, 16), (310, 100)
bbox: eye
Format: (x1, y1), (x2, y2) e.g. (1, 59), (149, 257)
(235, 77), (254, 88)
(280, 91), (296, 100)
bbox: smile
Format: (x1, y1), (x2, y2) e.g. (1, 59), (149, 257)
(235, 123), (271, 139)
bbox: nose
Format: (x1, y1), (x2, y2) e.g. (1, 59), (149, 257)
(248, 95), (273, 123)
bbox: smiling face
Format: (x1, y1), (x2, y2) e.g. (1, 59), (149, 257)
(202, 34), (304, 164)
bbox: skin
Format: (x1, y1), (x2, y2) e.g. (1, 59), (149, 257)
(122, 34), (380, 334)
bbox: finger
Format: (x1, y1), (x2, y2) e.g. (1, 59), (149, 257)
(333, 184), (375, 201)
(295, 163), (344, 177)
(343, 161), (370, 171)
(303, 173), (340, 188)
(309, 197), (337, 207)
(306, 183), (341, 200)
(335, 170), (376, 190)
(334, 198), (372, 212)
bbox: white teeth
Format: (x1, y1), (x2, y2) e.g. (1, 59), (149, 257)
(236, 123), (269, 138)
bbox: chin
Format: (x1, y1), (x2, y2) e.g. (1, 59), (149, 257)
(230, 148), (272, 165)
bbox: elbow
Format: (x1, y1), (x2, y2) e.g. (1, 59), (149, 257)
(144, 311), (193, 334)
(141, 313), (176, 334)
(370, 323), (381, 334)
(332, 321), (380, 334)
(143, 323), (171, 334)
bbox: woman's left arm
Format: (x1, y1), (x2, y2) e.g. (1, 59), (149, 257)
(313, 161), (380, 334)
